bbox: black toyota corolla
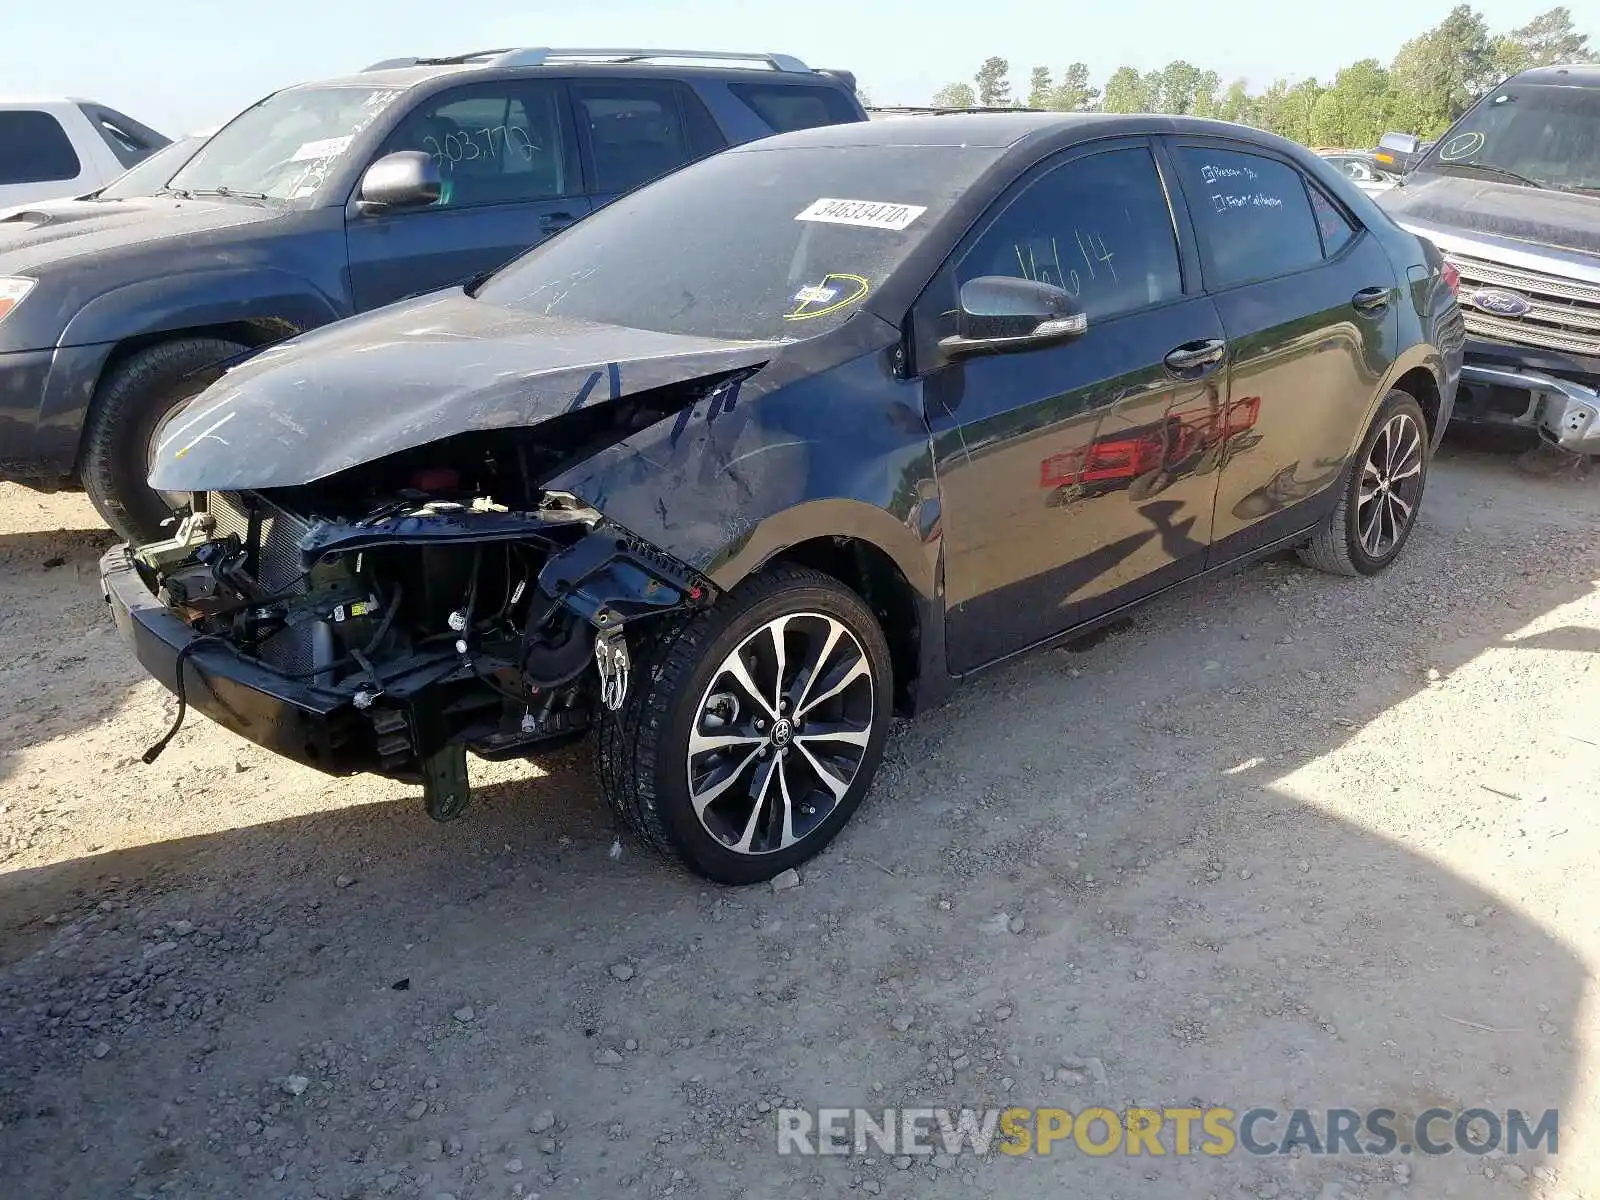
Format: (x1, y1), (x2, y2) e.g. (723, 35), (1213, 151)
(102, 113), (1462, 884)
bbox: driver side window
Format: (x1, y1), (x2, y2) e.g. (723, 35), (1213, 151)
(380, 84), (574, 209)
(915, 147), (1182, 370)
(959, 148), (1183, 321)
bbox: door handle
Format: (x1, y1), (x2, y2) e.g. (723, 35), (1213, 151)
(539, 211), (576, 233)
(1352, 286), (1393, 314)
(1164, 339), (1227, 375)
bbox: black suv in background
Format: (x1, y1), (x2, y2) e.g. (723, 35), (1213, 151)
(0, 48), (866, 541)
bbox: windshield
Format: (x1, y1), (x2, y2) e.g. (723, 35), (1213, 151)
(475, 143), (996, 341)
(1419, 83), (1600, 193)
(167, 85), (406, 201)
(98, 136), (203, 199)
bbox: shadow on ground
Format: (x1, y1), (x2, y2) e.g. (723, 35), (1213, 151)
(0, 447), (1593, 1198)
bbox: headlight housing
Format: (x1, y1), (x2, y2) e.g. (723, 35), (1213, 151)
(0, 277), (36, 324)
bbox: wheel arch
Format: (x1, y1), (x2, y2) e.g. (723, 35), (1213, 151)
(1359, 343), (1446, 454)
(705, 499), (940, 718)
(53, 270), (339, 477)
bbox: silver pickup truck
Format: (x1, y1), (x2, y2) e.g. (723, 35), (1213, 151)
(1377, 64), (1600, 458)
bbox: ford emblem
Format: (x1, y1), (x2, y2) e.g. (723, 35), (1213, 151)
(1468, 287), (1532, 317)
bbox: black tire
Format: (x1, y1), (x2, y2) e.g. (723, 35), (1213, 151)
(1299, 388), (1430, 577)
(595, 565), (894, 884)
(80, 337), (246, 544)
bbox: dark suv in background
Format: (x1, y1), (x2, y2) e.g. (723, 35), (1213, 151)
(0, 47), (866, 542)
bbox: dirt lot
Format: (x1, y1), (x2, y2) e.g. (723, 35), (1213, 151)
(1, 441), (1597, 1200)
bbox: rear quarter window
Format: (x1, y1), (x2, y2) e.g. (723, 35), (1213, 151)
(0, 110), (82, 185)
(727, 83), (860, 132)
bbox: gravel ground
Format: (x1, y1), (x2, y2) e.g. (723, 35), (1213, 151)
(0, 439), (1597, 1200)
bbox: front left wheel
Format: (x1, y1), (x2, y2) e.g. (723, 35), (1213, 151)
(596, 565), (893, 884)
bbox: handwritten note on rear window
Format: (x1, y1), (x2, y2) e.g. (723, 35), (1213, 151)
(1198, 160), (1287, 214)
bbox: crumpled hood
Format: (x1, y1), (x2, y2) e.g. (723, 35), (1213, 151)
(148, 290), (783, 492)
(1380, 173), (1600, 257)
(0, 196), (281, 275)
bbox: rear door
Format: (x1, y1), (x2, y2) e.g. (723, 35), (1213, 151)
(345, 80), (588, 311)
(570, 78), (727, 209)
(1163, 139), (1400, 559)
(917, 140), (1230, 672)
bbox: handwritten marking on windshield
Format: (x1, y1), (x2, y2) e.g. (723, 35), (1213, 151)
(795, 198), (927, 231)
(1438, 131), (1485, 162)
(784, 273), (870, 321)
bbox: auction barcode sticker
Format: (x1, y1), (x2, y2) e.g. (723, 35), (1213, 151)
(795, 198), (927, 231)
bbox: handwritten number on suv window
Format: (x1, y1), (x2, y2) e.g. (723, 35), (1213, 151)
(423, 126), (539, 174)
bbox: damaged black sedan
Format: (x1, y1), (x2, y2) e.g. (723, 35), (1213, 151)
(102, 114), (1461, 883)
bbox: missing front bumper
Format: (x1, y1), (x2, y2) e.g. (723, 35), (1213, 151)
(1459, 363), (1600, 455)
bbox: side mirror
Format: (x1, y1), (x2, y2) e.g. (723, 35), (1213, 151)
(356, 151), (442, 213)
(940, 276), (1087, 358)
(1374, 131), (1423, 173)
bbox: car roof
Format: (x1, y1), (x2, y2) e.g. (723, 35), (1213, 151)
(0, 96), (99, 107)
(1508, 63), (1600, 87)
(730, 111), (1289, 153)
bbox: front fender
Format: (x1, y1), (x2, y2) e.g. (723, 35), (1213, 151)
(543, 339), (940, 600)
(58, 268), (344, 348)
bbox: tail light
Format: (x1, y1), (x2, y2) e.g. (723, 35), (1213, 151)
(1441, 261), (1460, 296)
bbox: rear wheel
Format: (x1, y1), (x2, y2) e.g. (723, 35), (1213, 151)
(80, 337), (246, 544)
(596, 565), (893, 884)
(1299, 389), (1429, 576)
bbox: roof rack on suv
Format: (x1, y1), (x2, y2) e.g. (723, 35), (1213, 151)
(363, 47), (814, 73)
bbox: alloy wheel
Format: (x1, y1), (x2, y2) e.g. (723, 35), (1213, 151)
(686, 612), (875, 856)
(1356, 412), (1424, 558)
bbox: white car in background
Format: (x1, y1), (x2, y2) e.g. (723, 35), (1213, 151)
(0, 129), (216, 223)
(0, 98), (169, 208)
(1317, 149), (1401, 194)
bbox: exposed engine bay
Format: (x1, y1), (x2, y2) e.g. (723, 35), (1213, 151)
(127, 408), (717, 823)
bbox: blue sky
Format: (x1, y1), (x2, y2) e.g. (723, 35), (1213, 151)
(2, 0), (1588, 135)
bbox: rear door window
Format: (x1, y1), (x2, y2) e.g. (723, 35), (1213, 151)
(727, 83), (860, 131)
(0, 110), (82, 185)
(1172, 146), (1325, 289)
(572, 81), (714, 194)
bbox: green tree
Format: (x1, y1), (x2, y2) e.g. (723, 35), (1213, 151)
(1217, 79), (1259, 126)
(1050, 62), (1101, 111)
(1503, 6), (1595, 67)
(1279, 79), (1325, 144)
(1102, 66), (1150, 113)
(1026, 66), (1054, 109)
(1309, 58), (1392, 146)
(1154, 60), (1203, 113)
(1192, 70), (1222, 117)
(931, 82), (977, 109)
(1389, 3), (1495, 136)
(1141, 70), (1166, 111)
(975, 56), (1012, 107)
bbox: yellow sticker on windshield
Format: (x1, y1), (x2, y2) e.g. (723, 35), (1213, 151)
(784, 273), (871, 322)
